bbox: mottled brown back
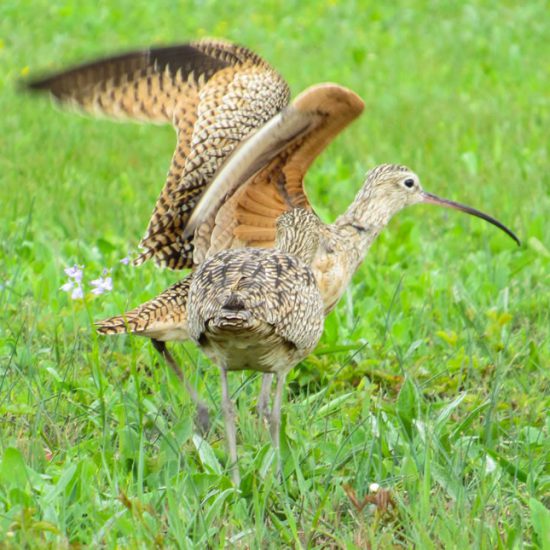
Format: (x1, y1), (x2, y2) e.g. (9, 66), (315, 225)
(187, 248), (324, 354)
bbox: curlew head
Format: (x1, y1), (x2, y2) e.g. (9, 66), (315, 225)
(275, 208), (322, 264)
(351, 164), (520, 245)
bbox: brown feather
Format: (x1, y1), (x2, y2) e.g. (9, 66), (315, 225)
(27, 39), (290, 270)
(95, 277), (192, 341)
(193, 84), (364, 260)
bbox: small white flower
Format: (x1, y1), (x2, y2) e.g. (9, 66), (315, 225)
(119, 256), (131, 265)
(61, 264), (85, 299)
(485, 455), (497, 474)
(90, 275), (113, 296)
(369, 482), (380, 493)
(64, 265), (83, 283)
(71, 285), (84, 300)
(60, 280), (74, 292)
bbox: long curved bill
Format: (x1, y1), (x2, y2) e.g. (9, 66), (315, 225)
(421, 192), (520, 245)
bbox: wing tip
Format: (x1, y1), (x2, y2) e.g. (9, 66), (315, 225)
(17, 75), (48, 94)
(294, 82), (365, 116)
(95, 318), (129, 335)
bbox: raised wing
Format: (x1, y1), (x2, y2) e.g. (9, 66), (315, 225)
(187, 83), (365, 263)
(26, 39), (290, 269)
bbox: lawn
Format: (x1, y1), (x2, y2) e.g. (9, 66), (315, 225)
(0, 1), (549, 547)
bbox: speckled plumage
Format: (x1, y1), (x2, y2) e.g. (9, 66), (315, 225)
(96, 278), (192, 341)
(189, 160), (519, 315)
(27, 39), (291, 269)
(187, 217), (324, 375)
(99, 209), (324, 483)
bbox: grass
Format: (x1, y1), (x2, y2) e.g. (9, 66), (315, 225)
(1, 0), (549, 547)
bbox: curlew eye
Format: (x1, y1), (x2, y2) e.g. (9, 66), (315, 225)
(403, 178), (415, 189)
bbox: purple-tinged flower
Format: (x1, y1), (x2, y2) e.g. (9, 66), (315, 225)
(60, 278), (83, 300)
(119, 255), (131, 265)
(60, 280), (74, 293)
(90, 274), (113, 296)
(64, 265), (83, 283)
(71, 285), (84, 300)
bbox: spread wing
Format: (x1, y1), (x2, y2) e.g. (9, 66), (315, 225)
(26, 39), (290, 269)
(186, 83), (365, 264)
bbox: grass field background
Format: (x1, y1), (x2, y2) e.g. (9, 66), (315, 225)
(1, 1), (549, 547)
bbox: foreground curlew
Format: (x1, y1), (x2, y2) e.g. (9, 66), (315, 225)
(29, 40), (520, 427)
(99, 209), (324, 484)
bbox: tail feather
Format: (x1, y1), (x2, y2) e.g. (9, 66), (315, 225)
(208, 311), (254, 331)
(209, 292), (254, 330)
(221, 292), (246, 311)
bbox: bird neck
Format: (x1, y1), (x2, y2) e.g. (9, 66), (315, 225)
(333, 184), (394, 257)
(339, 183), (397, 230)
(277, 232), (318, 265)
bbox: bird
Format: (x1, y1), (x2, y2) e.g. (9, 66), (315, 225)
(28, 39), (520, 431)
(186, 208), (324, 484)
(26, 39), (365, 422)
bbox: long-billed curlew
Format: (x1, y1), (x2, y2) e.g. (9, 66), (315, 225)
(29, 40), (520, 429)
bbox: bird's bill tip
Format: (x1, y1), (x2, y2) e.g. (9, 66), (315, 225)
(421, 191), (520, 246)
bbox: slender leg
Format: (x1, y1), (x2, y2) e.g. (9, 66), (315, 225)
(269, 372), (287, 478)
(151, 339), (210, 434)
(257, 373), (273, 419)
(219, 367), (240, 486)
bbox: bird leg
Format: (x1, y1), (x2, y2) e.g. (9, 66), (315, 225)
(257, 373), (273, 419)
(151, 339), (210, 434)
(269, 372), (288, 478)
(219, 367), (240, 486)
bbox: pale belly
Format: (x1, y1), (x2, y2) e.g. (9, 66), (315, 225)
(202, 328), (302, 374)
